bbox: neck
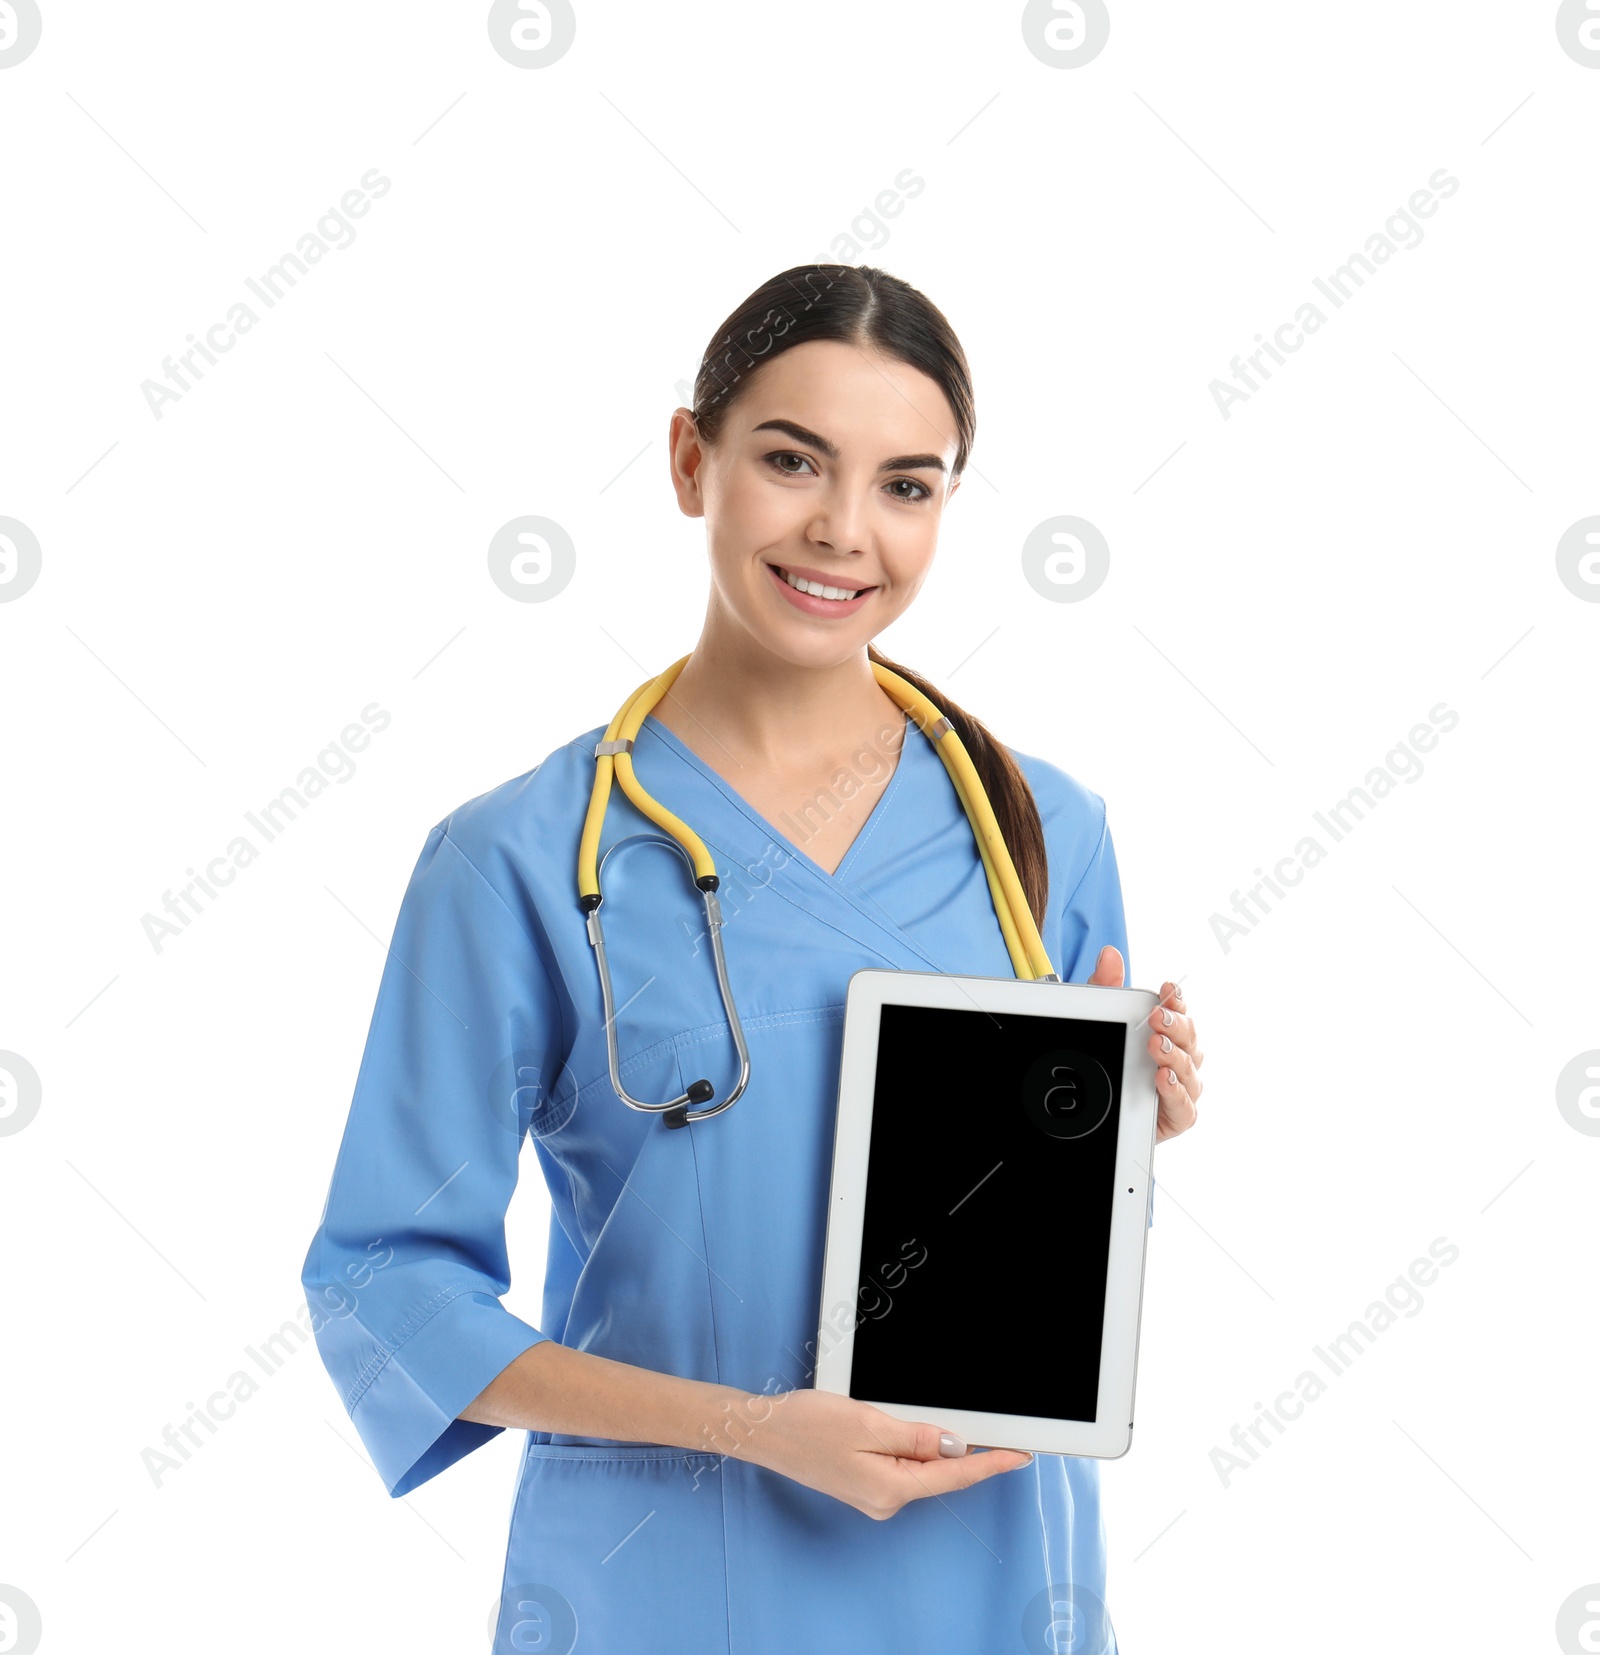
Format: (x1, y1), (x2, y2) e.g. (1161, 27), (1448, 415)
(657, 613), (905, 771)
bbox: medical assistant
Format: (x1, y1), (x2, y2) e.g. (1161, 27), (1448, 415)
(301, 703), (1136, 1654)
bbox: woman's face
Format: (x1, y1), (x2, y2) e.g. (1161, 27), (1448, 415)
(668, 338), (963, 668)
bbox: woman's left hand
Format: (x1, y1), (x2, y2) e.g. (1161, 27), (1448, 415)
(1088, 946), (1202, 1143)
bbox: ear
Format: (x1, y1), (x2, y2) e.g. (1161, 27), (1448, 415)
(668, 408), (708, 519)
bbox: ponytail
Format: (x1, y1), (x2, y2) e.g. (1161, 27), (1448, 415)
(867, 643), (1049, 931)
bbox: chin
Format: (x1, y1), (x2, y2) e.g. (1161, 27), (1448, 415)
(756, 622), (869, 669)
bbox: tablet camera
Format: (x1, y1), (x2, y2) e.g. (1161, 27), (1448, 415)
(1022, 1048), (1114, 1140)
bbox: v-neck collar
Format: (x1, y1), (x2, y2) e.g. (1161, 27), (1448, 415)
(628, 708), (978, 978)
(636, 707), (917, 888)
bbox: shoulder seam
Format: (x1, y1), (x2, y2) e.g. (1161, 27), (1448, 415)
(437, 827), (533, 934)
(436, 829), (568, 1012)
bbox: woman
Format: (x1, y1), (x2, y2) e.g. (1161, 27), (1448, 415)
(301, 263), (1203, 1653)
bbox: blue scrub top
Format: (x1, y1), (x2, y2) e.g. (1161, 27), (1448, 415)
(302, 705), (1137, 1653)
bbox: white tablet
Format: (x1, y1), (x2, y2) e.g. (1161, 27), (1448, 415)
(813, 969), (1161, 1458)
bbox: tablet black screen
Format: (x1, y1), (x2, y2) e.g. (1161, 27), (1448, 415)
(847, 1002), (1127, 1423)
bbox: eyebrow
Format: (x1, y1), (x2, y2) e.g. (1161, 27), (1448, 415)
(750, 418), (947, 475)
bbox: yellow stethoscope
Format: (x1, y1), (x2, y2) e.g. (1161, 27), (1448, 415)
(578, 653), (1060, 1127)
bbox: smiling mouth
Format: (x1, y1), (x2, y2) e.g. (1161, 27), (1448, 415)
(769, 564), (876, 602)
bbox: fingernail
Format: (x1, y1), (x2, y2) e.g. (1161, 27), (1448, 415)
(1018, 1452), (1036, 1466)
(1161, 1009), (1173, 1026)
(1168, 1068), (1179, 1085)
(1161, 1035), (1172, 1052)
(939, 1431), (967, 1457)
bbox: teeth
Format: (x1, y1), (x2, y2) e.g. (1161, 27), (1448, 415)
(779, 566), (863, 601)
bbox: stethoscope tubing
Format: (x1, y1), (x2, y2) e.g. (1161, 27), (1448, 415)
(577, 653), (1058, 1124)
(585, 831), (752, 1127)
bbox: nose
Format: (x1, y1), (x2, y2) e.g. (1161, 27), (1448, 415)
(803, 478), (872, 556)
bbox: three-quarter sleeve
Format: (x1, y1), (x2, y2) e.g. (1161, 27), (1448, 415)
(301, 823), (567, 1496)
(1054, 796), (1155, 1227)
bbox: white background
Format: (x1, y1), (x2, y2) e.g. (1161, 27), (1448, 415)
(1, 3), (1596, 1651)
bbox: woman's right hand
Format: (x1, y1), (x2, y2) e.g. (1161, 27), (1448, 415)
(713, 1384), (1034, 1519)
(461, 1342), (1034, 1520)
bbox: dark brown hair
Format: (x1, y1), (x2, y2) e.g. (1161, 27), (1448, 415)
(688, 263), (1050, 930)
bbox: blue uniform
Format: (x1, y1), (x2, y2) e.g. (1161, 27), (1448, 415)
(301, 706), (1136, 1653)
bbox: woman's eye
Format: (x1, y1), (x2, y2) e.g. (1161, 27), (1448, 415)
(763, 452), (931, 502)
